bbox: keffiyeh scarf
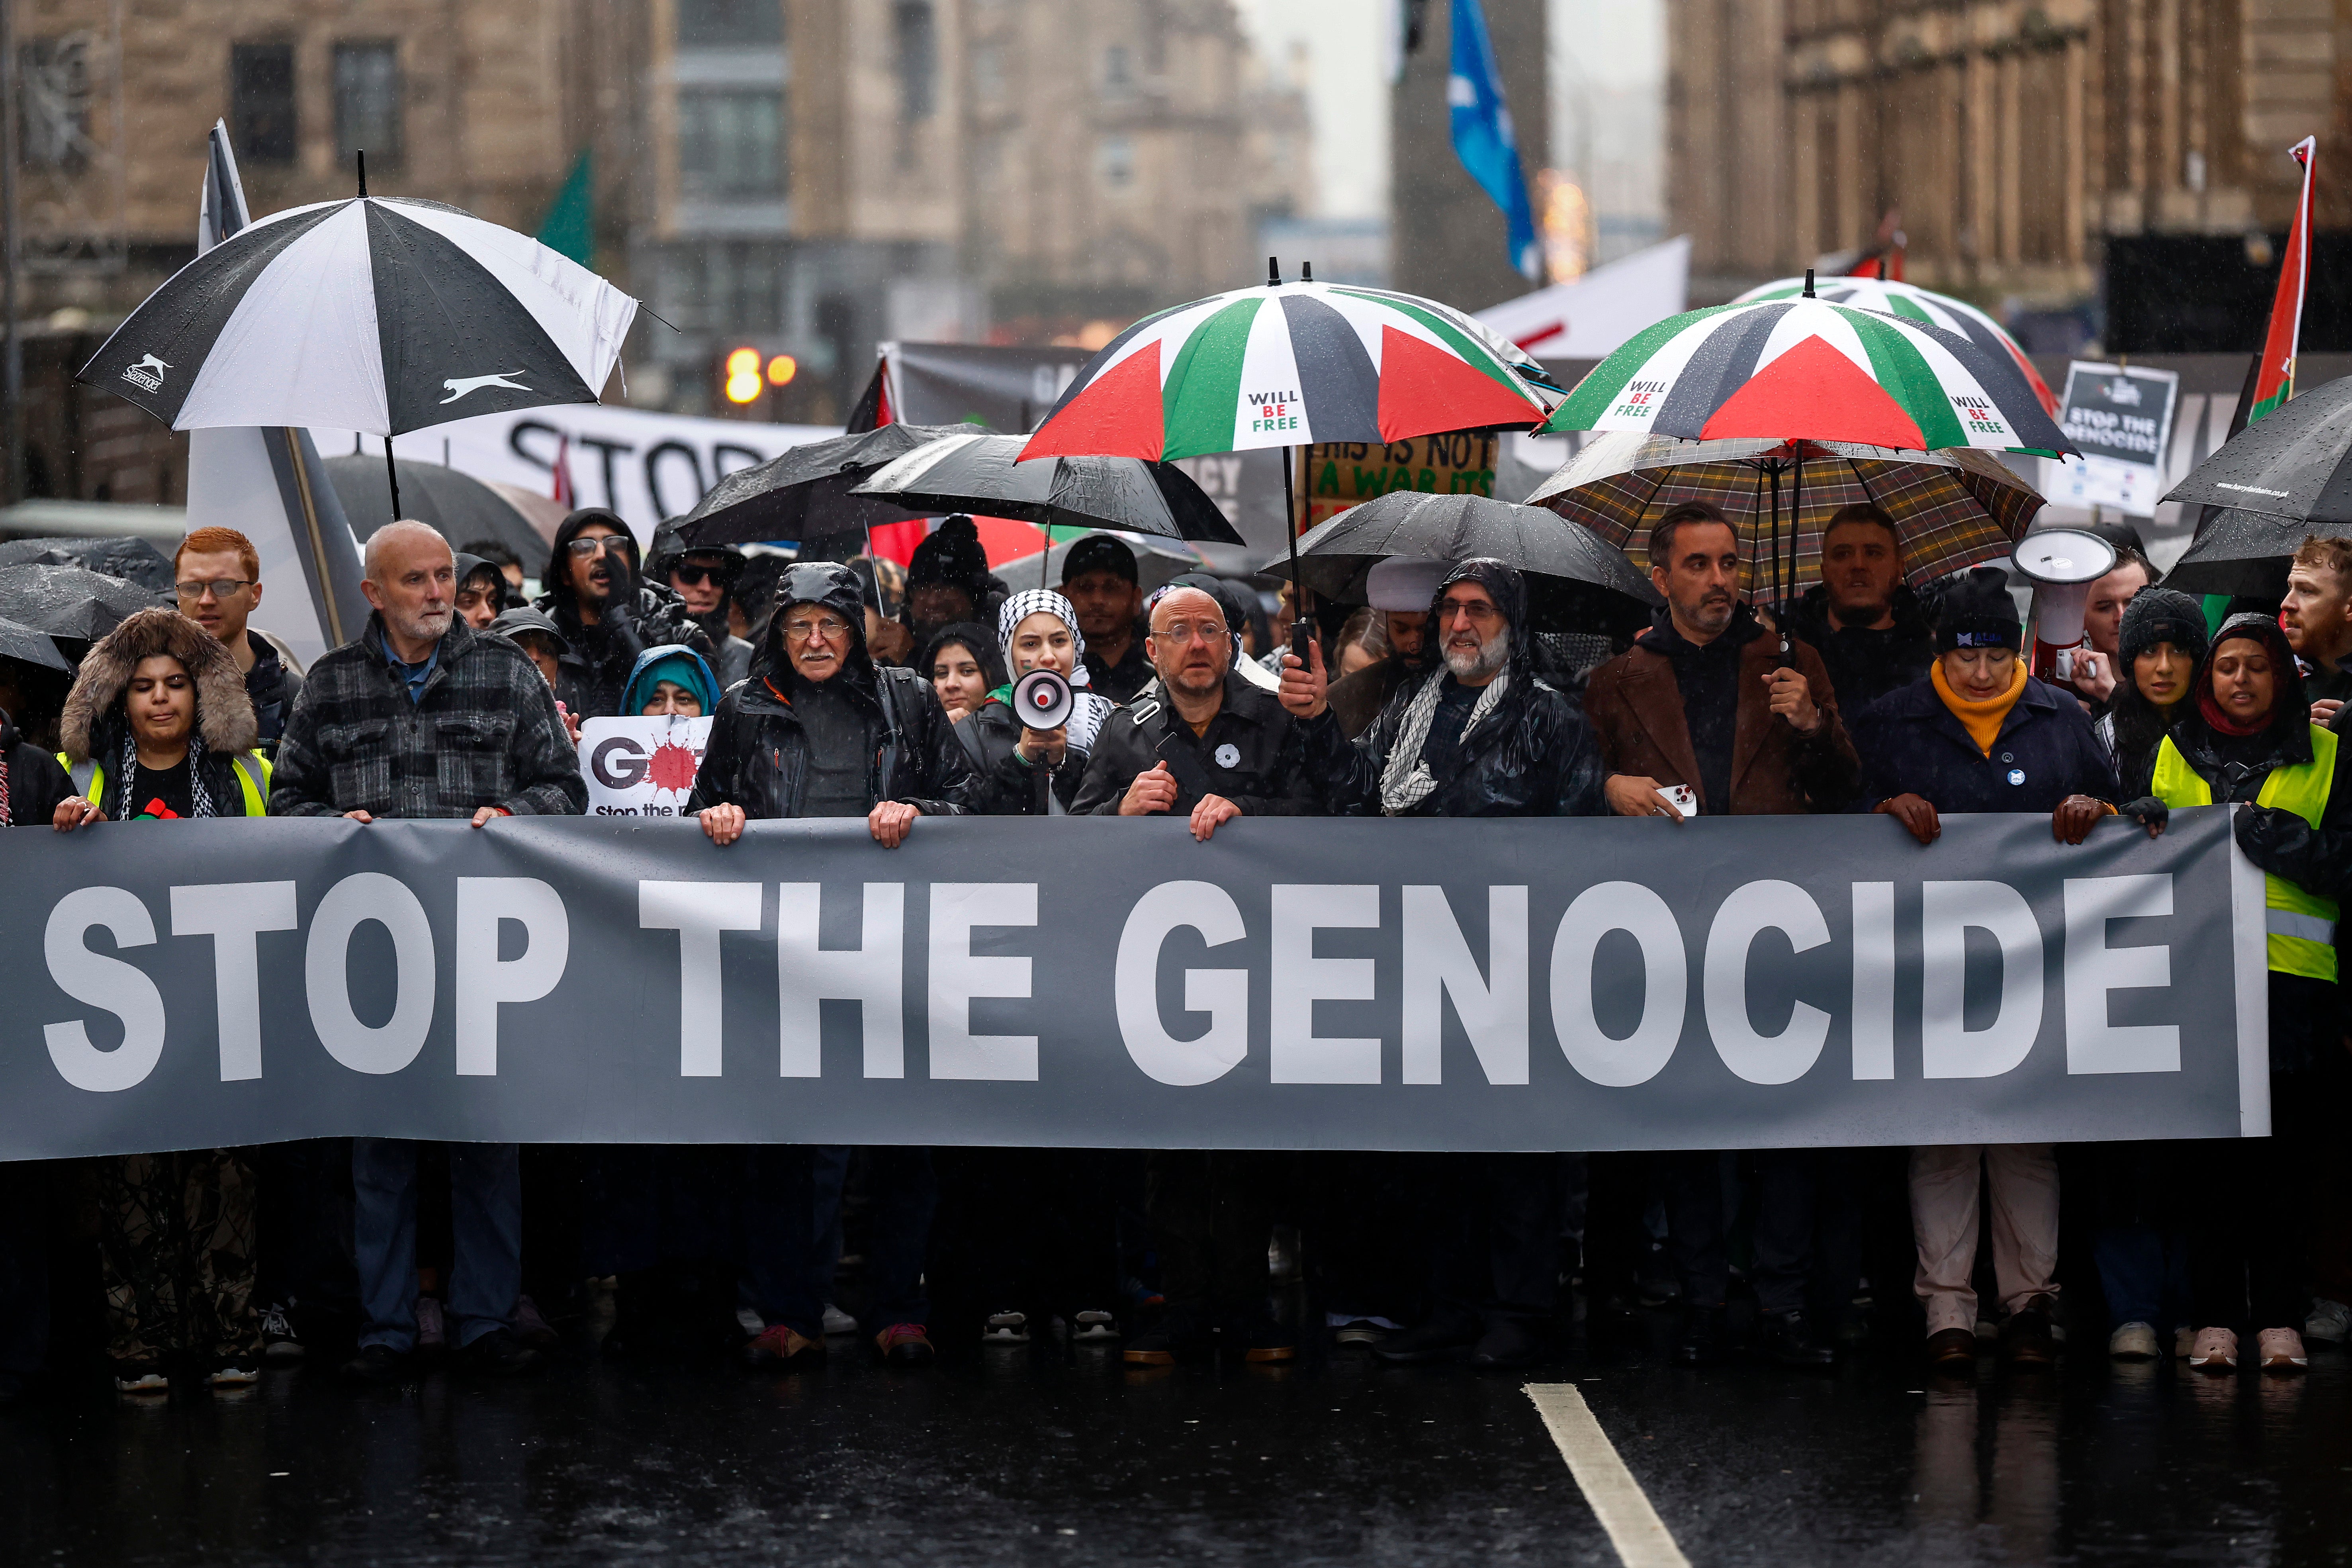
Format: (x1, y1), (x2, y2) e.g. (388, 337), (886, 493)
(1378, 668), (1510, 816)
(116, 729), (215, 820)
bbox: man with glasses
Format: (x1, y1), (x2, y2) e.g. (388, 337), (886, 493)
(536, 508), (715, 717)
(689, 561), (977, 1373)
(1278, 558), (1605, 1371)
(172, 527), (303, 754)
(650, 522), (755, 687)
(1071, 585), (1316, 1370)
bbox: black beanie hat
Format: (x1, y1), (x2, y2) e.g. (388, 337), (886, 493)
(2117, 587), (2209, 669)
(906, 515), (989, 595)
(1933, 566), (2022, 653)
(1062, 532), (1139, 585)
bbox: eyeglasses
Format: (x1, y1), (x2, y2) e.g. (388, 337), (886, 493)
(671, 562), (734, 587)
(566, 536), (634, 559)
(781, 615), (852, 642)
(1437, 597), (1502, 624)
(1153, 621), (1230, 647)
(174, 578), (252, 602)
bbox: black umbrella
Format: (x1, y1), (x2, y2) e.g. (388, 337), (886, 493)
(673, 423), (964, 556)
(0, 613), (70, 672)
(324, 455), (553, 567)
(0, 564), (166, 641)
(0, 536), (176, 594)
(2160, 508), (2333, 598)
(2165, 374), (2352, 523)
(849, 433), (1246, 546)
(1272, 491), (1662, 637)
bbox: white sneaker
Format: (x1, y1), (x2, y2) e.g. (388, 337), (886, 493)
(735, 1305), (765, 1336)
(1072, 1309), (1119, 1342)
(206, 1361), (259, 1388)
(982, 1309), (1030, 1345)
(822, 1303), (857, 1337)
(2306, 1297), (2350, 1344)
(113, 1364), (168, 1395)
(2107, 1321), (2160, 1360)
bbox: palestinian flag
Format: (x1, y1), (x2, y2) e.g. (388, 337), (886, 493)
(2248, 137), (2318, 426)
(1022, 281), (1559, 462)
(1540, 298), (2070, 456)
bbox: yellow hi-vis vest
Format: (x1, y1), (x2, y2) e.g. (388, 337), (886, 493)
(60, 750), (271, 818)
(2151, 725), (2338, 980)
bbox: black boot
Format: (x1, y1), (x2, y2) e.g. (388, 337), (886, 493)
(1675, 1305), (1725, 1367)
(1753, 1309), (1837, 1370)
(1373, 1314), (1479, 1365)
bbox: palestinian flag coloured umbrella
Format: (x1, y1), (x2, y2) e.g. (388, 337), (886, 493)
(1540, 294), (2070, 457)
(1730, 276), (2059, 416)
(1022, 276), (1560, 464)
(78, 191), (636, 440)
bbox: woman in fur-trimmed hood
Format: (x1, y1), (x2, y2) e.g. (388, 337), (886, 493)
(55, 606), (268, 824)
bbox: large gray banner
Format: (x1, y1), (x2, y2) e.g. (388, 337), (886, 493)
(0, 807), (2267, 1159)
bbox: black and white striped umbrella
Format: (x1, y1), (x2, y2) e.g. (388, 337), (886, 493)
(77, 194), (636, 437)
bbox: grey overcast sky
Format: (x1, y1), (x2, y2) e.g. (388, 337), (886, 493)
(1233, 0), (1663, 221)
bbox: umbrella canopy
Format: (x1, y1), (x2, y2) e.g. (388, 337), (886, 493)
(76, 195), (636, 437)
(1277, 491), (1663, 638)
(1530, 434), (2044, 597)
(0, 535), (175, 594)
(0, 564), (167, 641)
(0, 613), (70, 672)
(2162, 508), (2335, 599)
(851, 433), (1247, 546)
(324, 455), (554, 566)
(672, 423), (962, 553)
(1023, 279), (1561, 462)
(2162, 373), (2352, 524)
(994, 531), (1211, 597)
(1540, 297), (2071, 456)
(1731, 276), (2060, 415)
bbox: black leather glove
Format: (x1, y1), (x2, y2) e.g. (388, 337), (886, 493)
(599, 553), (645, 663)
(2119, 796), (2168, 834)
(2233, 802), (2311, 873)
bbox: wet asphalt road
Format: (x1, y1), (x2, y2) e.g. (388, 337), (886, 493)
(4, 1328), (2350, 1566)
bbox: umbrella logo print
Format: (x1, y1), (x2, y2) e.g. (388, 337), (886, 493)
(121, 354), (171, 393)
(441, 371), (532, 404)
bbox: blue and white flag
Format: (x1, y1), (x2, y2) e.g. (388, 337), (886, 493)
(1447, 0), (1540, 280)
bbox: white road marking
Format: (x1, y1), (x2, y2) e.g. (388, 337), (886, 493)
(1524, 1383), (1690, 1568)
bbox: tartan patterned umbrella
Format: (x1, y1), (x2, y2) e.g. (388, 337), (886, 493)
(1537, 297), (2071, 457)
(1527, 434), (2045, 601)
(1022, 278), (1560, 462)
(1731, 276), (2061, 416)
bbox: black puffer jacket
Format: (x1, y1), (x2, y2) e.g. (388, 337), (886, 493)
(1301, 558), (1606, 818)
(1783, 581), (1936, 716)
(0, 707), (72, 826)
(244, 632), (304, 752)
(535, 507), (717, 717)
(686, 562), (978, 820)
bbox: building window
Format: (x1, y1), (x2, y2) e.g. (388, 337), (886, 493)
(230, 42), (296, 166)
(894, 1), (935, 119)
(18, 37), (92, 170)
(658, 241), (783, 333)
(333, 42), (401, 166)
(1098, 135), (1134, 190)
(676, 0), (782, 47)
(677, 89), (784, 198)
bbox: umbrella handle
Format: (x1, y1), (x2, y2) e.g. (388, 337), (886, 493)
(384, 436), (402, 521)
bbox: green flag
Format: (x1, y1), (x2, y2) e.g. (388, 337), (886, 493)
(538, 150), (593, 268)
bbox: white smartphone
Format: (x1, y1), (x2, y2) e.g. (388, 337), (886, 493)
(1661, 784), (1698, 819)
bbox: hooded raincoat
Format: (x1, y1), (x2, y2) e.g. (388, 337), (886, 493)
(1300, 559), (1607, 818)
(686, 561), (979, 821)
(620, 644), (721, 718)
(534, 508), (716, 718)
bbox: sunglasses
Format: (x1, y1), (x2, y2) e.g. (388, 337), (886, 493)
(671, 561), (736, 587)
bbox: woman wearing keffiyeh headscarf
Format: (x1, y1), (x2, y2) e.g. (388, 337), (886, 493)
(952, 589), (1117, 816)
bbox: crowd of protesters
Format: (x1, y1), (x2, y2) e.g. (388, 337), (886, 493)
(0, 495), (2348, 1404)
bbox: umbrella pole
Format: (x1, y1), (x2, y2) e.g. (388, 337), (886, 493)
(384, 436), (402, 521)
(1286, 444), (1312, 664)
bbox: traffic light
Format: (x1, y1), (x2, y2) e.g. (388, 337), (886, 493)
(765, 353), (797, 387)
(722, 347), (763, 405)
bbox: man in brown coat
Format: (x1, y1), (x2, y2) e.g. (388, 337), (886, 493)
(1584, 500), (1861, 1370)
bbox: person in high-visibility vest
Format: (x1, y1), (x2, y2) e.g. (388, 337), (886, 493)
(46, 607), (270, 1397)
(2127, 612), (2352, 1375)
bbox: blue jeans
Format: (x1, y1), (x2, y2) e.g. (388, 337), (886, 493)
(743, 1147), (933, 1339)
(2093, 1224), (2190, 1331)
(353, 1139), (521, 1353)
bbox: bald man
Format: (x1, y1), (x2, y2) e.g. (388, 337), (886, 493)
(1069, 585), (1318, 835)
(270, 519), (585, 1386)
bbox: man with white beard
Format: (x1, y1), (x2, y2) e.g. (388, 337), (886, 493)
(272, 521), (586, 1385)
(1278, 557), (1604, 1370)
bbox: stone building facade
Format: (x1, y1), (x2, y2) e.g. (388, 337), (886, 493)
(1667, 0), (2343, 304)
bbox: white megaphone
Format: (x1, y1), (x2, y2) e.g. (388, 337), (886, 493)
(2010, 528), (2118, 682)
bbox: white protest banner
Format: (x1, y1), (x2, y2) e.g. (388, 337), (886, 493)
(580, 716), (713, 818)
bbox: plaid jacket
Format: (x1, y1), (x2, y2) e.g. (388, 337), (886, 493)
(270, 615), (587, 819)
